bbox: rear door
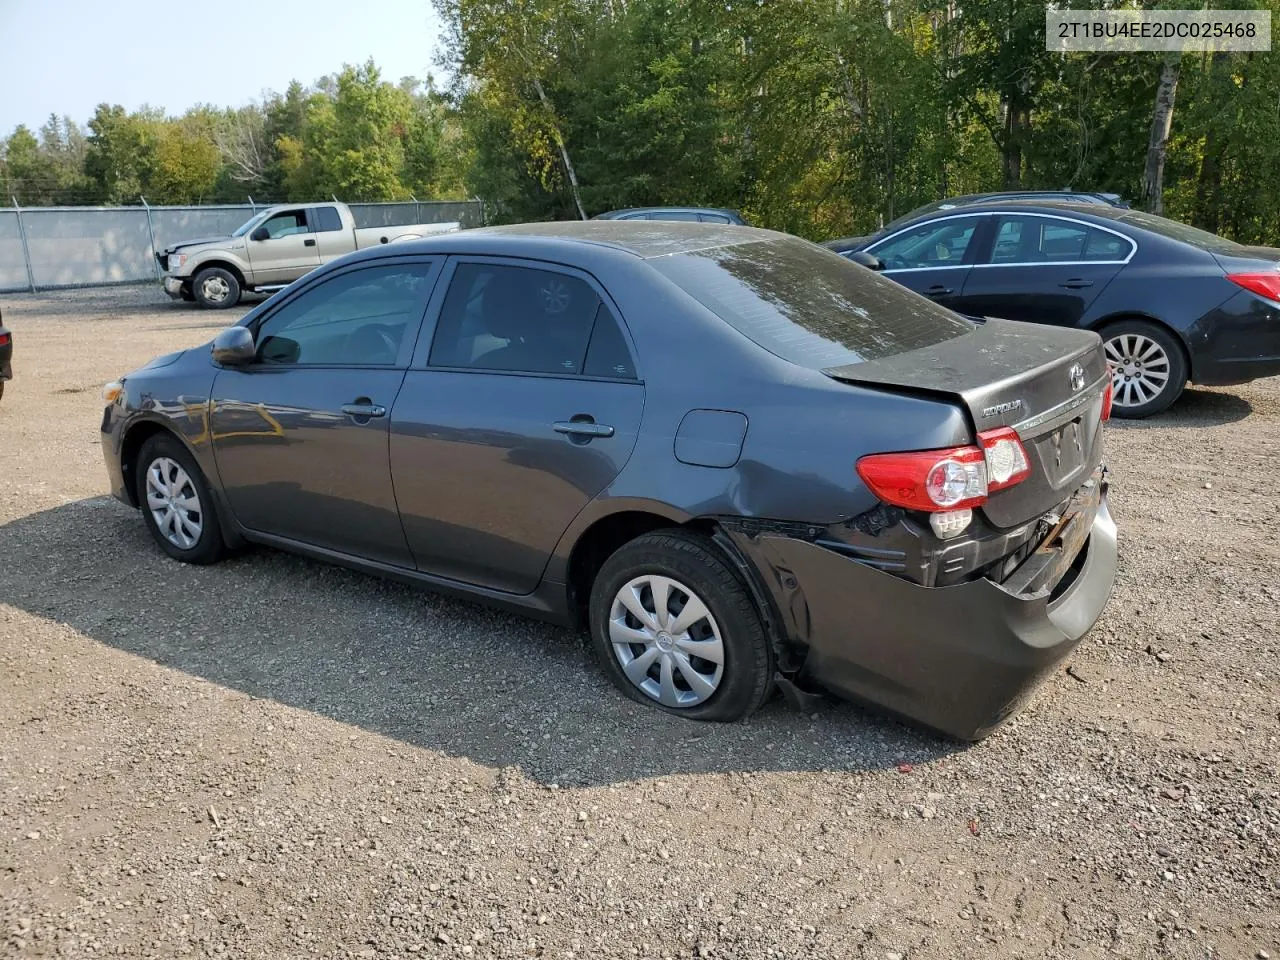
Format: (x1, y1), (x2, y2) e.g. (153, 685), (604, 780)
(955, 213), (1132, 327)
(389, 257), (645, 594)
(865, 214), (987, 310)
(310, 204), (351, 264)
(245, 207), (322, 285)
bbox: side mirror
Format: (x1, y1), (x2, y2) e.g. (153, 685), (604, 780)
(250, 226), (270, 242)
(846, 250), (886, 271)
(211, 326), (255, 366)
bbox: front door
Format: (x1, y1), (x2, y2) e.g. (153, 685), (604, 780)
(245, 207), (322, 286)
(390, 258), (645, 594)
(955, 213), (1130, 327)
(210, 260), (440, 567)
(866, 214), (986, 311)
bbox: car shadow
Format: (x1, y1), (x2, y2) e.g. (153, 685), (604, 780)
(0, 497), (961, 786)
(1111, 386), (1253, 429)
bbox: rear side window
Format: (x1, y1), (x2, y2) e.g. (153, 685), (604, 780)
(314, 205), (343, 232)
(583, 305), (636, 379)
(991, 216), (1131, 263)
(429, 262), (602, 375)
(650, 235), (972, 369)
(698, 213), (731, 224)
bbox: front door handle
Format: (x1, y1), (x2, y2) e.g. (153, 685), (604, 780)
(341, 401), (386, 419)
(304, 238), (317, 247)
(1059, 278), (1094, 288)
(553, 420), (615, 439)
(923, 285), (953, 297)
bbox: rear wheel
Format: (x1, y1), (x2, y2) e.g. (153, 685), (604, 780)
(587, 530), (773, 721)
(192, 266), (241, 309)
(135, 433), (227, 564)
(1101, 320), (1187, 418)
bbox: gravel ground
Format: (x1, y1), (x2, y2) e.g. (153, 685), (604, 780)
(1, 285), (1277, 960)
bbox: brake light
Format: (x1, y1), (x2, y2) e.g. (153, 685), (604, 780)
(1227, 272), (1280, 304)
(856, 428), (1030, 513)
(1100, 366), (1114, 422)
(0, 332), (9, 347)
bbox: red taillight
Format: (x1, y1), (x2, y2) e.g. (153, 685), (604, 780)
(1227, 272), (1280, 304)
(856, 428), (1030, 513)
(0, 332), (9, 347)
(1100, 366), (1114, 422)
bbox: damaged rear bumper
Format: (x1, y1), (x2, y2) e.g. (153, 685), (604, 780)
(725, 477), (1117, 740)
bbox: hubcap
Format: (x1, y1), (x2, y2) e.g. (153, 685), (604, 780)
(1104, 333), (1170, 408)
(201, 276), (230, 302)
(145, 457), (203, 549)
(609, 575), (725, 708)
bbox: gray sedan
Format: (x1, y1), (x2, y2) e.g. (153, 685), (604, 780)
(101, 222), (1117, 740)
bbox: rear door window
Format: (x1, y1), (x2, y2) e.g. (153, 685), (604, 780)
(650, 235), (972, 368)
(314, 205), (344, 232)
(990, 215), (1131, 263)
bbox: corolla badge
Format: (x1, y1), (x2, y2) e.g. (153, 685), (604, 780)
(1069, 363), (1086, 392)
(981, 398), (1023, 418)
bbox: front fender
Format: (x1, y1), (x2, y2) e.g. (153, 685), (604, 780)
(179, 248), (253, 283)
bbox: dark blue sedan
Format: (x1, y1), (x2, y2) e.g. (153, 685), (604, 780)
(833, 202), (1280, 417)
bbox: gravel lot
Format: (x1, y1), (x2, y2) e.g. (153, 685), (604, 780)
(1, 285), (1277, 960)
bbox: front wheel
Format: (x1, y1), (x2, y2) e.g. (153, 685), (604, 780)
(135, 433), (227, 564)
(192, 267), (241, 309)
(587, 530), (774, 721)
(1101, 320), (1188, 419)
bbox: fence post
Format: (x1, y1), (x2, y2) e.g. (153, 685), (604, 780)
(411, 194), (421, 224)
(12, 196), (36, 293)
(140, 196), (161, 280)
(248, 195), (257, 214)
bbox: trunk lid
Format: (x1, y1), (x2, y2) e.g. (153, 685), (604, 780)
(825, 317), (1108, 528)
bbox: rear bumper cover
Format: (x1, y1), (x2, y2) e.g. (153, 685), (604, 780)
(728, 480), (1116, 740)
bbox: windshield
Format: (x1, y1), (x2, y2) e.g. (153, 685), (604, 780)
(1115, 210), (1248, 255)
(649, 235), (972, 369)
(232, 211), (268, 238)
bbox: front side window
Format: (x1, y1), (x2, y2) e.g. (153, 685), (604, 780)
(254, 264), (433, 366)
(870, 216), (982, 269)
(428, 262), (605, 376)
(260, 210), (310, 239)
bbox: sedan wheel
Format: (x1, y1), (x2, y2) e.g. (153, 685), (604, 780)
(134, 432), (227, 564)
(588, 530), (774, 721)
(1100, 320), (1187, 418)
(145, 457), (204, 549)
(609, 574), (725, 707)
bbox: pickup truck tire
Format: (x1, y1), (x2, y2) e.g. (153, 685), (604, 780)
(192, 267), (241, 309)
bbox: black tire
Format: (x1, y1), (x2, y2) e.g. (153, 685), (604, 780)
(587, 529), (774, 721)
(135, 432), (227, 565)
(1100, 319), (1188, 419)
(191, 266), (241, 309)
(179, 285), (195, 302)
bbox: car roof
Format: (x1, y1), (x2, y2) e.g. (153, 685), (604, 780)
(350, 220), (779, 262)
(886, 199), (1132, 230)
(594, 206), (741, 218)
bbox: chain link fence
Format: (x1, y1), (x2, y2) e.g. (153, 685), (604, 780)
(0, 200), (484, 293)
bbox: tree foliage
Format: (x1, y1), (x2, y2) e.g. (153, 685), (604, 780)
(3, 2), (1280, 245)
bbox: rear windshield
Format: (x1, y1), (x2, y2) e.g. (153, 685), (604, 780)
(1115, 210), (1246, 254)
(649, 235), (972, 368)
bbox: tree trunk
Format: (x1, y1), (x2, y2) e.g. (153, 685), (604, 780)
(1001, 99), (1027, 188)
(1142, 55), (1180, 215)
(531, 77), (588, 221)
(1194, 52), (1230, 233)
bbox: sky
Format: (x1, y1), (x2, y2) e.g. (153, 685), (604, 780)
(0, 0), (449, 134)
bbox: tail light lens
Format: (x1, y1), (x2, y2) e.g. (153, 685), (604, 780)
(0, 332), (10, 347)
(1101, 365), (1114, 422)
(857, 428), (1030, 513)
(1227, 272), (1280, 305)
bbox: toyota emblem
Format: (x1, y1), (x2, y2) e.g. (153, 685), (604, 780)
(1069, 363), (1086, 392)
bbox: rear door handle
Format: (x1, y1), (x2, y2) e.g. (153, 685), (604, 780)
(554, 420), (615, 438)
(304, 238), (317, 247)
(1059, 278), (1094, 288)
(923, 285), (952, 297)
(341, 402), (386, 418)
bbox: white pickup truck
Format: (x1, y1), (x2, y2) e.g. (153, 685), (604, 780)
(157, 201), (459, 308)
